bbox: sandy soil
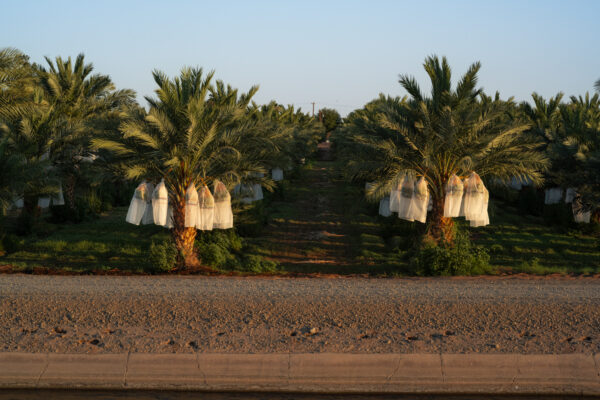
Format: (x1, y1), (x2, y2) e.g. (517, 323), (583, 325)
(1, 275), (599, 354)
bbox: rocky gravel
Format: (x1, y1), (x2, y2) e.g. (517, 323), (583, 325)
(1, 275), (599, 354)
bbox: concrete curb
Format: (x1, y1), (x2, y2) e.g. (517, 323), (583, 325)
(1, 352), (599, 395)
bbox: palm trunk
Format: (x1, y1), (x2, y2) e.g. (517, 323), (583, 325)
(64, 174), (77, 211)
(171, 195), (199, 269)
(426, 194), (454, 244)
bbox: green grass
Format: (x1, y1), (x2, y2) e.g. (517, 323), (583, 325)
(1, 162), (598, 276)
(471, 201), (600, 274)
(1, 208), (170, 273)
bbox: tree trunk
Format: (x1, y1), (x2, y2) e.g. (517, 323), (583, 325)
(171, 195), (200, 269)
(64, 174), (77, 211)
(426, 194), (454, 244)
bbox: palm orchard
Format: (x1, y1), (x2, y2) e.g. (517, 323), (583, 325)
(1, 48), (599, 274)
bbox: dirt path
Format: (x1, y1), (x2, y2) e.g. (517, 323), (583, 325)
(2, 275), (599, 354)
(258, 160), (360, 270)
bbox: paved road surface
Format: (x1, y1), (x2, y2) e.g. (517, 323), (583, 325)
(1, 275), (599, 354)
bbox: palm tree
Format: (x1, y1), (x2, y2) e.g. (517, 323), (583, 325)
(35, 53), (135, 210)
(0, 47), (35, 120)
(344, 56), (548, 243)
(92, 67), (273, 268)
(0, 138), (50, 215)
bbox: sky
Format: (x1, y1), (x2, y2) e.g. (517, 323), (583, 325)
(3, 0), (600, 116)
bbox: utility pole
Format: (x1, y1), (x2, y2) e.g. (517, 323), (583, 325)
(311, 102), (315, 117)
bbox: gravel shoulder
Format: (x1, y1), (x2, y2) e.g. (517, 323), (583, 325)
(1, 275), (599, 354)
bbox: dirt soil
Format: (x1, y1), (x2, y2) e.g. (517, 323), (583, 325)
(262, 162), (356, 268)
(1, 274), (599, 354)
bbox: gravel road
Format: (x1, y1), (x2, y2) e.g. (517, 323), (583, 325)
(1, 275), (599, 354)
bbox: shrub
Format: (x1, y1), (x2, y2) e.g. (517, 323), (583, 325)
(2, 234), (25, 254)
(148, 239), (178, 272)
(410, 230), (491, 276)
(197, 242), (230, 267)
(241, 254), (279, 273)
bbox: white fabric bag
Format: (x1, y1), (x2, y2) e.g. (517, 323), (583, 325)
(572, 198), (591, 223)
(407, 177), (429, 223)
(12, 196), (24, 209)
(565, 188), (576, 204)
(272, 168), (284, 181)
(378, 196), (392, 217)
(184, 183), (199, 228)
(37, 197), (50, 208)
(141, 182), (155, 225)
(213, 180), (234, 229)
(462, 172), (486, 222)
(470, 187), (490, 227)
(196, 184), (214, 231)
(389, 178), (402, 213)
(51, 182), (65, 206)
(251, 183), (263, 201)
(152, 179), (169, 226)
(234, 183), (255, 204)
(544, 188), (563, 205)
(443, 174), (463, 218)
(397, 174), (415, 221)
(126, 182), (148, 225)
(164, 206), (174, 229)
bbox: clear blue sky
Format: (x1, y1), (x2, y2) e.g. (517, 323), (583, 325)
(3, 0), (599, 115)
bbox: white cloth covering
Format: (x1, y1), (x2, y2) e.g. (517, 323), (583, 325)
(251, 183), (263, 201)
(12, 197), (24, 209)
(389, 180), (401, 213)
(165, 206), (173, 229)
(397, 174), (415, 221)
(196, 185), (214, 231)
(443, 174), (463, 218)
(37, 197), (50, 208)
(572, 198), (591, 223)
(462, 172), (487, 222)
(565, 188), (576, 204)
(378, 196), (392, 217)
(184, 183), (199, 228)
(152, 179), (169, 226)
(51, 183), (65, 206)
(407, 177), (429, 223)
(469, 187), (490, 227)
(126, 182), (149, 225)
(213, 180), (233, 229)
(544, 188), (563, 205)
(272, 168), (284, 181)
(141, 182), (154, 225)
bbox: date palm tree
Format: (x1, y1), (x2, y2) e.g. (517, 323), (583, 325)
(35, 53), (135, 210)
(92, 67), (274, 268)
(344, 56), (548, 243)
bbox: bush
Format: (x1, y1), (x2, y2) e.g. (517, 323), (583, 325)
(195, 230), (278, 272)
(241, 254), (279, 273)
(2, 234), (24, 254)
(410, 230), (491, 276)
(149, 239), (178, 272)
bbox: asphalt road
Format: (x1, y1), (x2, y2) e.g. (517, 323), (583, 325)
(1, 275), (599, 354)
